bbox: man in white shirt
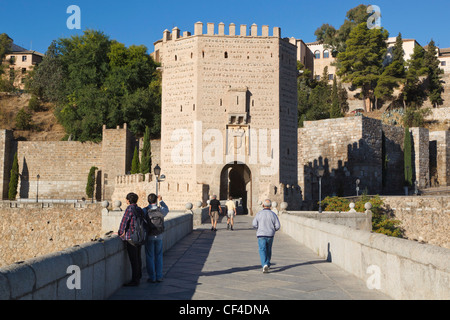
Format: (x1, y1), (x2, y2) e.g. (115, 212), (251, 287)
(225, 196), (237, 230)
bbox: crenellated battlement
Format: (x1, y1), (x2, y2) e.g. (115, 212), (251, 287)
(160, 22), (282, 42)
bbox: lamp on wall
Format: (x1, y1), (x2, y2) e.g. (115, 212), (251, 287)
(153, 165), (166, 196)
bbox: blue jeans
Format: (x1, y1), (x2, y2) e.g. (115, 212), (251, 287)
(145, 237), (163, 281)
(257, 237), (274, 268)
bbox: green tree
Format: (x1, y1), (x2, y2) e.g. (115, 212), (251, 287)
(403, 126), (413, 187)
(315, 4), (370, 56)
(15, 107), (33, 130)
(0, 33), (14, 91)
(375, 33), (406, 103)
(424, 40), (444, 108)
(330, 77), (343, 118)
(8, 152), (19, 200)
(307, 67), (333, 120)
(85, 166), (98, 201)
(131, 146), (140, 174)
(297, 63), (347, 126)
(140, 126), (152, 174)
(297, 62), (313, 127)
(27, 41), (66, 102)
(402, 45), (427, 109)
(29, 30), (161, 142)
(337, 22), (389, 112)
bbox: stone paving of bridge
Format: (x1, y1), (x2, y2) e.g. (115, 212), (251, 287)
(109, 214), (390, 300)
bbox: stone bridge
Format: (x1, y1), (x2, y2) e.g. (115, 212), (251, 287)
(1, 205), (449, 302)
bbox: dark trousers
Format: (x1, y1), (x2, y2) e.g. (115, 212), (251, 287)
(126, 241), (142, 283)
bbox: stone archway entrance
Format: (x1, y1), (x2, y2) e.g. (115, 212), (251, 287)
(220, 163), (252, 215)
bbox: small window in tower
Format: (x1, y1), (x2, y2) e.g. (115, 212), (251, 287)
(236, 96), (239, 105)
(175, 55), (177, 61)
(323, 50), (330, 59)
(202, 51), (205, 58)
(180, 105), (183, 112)
(224, 52), (228, 58)
(220, 99), (222, 106)
(193, 104), (195, 111)
(191, 52), (193, 59)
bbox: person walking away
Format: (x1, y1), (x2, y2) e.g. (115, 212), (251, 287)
(143, 193), (169, 283)
(252, 199), (280, 273)
(118, 192), (145, 286)
(225, 196), (237, 230)
(208, 195), (222, 231)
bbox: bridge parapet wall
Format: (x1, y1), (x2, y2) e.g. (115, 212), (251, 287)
(279, 212), (450, 299)
(0, 212), (193, 300)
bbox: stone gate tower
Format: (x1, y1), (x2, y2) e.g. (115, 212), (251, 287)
(154, 22), (301, 214)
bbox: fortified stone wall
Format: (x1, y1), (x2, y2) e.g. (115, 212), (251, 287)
(381, 196), (450, 249)
(0, 202), (102, 268)
(382, 124), (405, 193)
(16, 141), (102, 200)
(298, 116), (384, 205)
(0, 125), (133, 201)
(429, 131), (450, 187)
(410, 127), (430, 188)
(0, 130), (14, 199)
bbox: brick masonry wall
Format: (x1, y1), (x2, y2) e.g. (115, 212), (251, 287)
(429, 131), (450, 187)
(298, 116), (384, 204)
(381, 196), (450, 249)
(0, 202), (102, 268)
(17, 141), (103, 200)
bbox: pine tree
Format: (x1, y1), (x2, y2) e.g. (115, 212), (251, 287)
(140, 126), (152, 174)
(375, 33), (406, 103)
(8, 152), (19, 200)
(131, 146), (140, 174)
(403, 127), (413, 187)
(85, 166), (98, 201)
(424, 40), (444, 108)
(402, 45), (427, 108)
(330, 77), (342, 118)
(337, 22), (388, 112)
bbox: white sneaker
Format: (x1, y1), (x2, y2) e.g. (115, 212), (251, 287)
(263, 265), (269, 273)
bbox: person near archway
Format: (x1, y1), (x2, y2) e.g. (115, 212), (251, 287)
(208, 195), (222, 231)
(225, 196), (237, 230)
(252, 199), (280, 273)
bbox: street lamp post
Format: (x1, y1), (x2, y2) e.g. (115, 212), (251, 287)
(36, 174), (40, 203)
(317, 165), (325, 213)
(154, 164), (161, 196)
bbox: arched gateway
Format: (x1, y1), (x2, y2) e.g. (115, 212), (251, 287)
(220, 163), (252, 215)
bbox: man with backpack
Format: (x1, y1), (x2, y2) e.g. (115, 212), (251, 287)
(118, 192), (146, 286)
(143, 193), (169, 283)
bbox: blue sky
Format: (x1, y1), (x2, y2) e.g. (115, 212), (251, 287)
(1, 0), (449, 54)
